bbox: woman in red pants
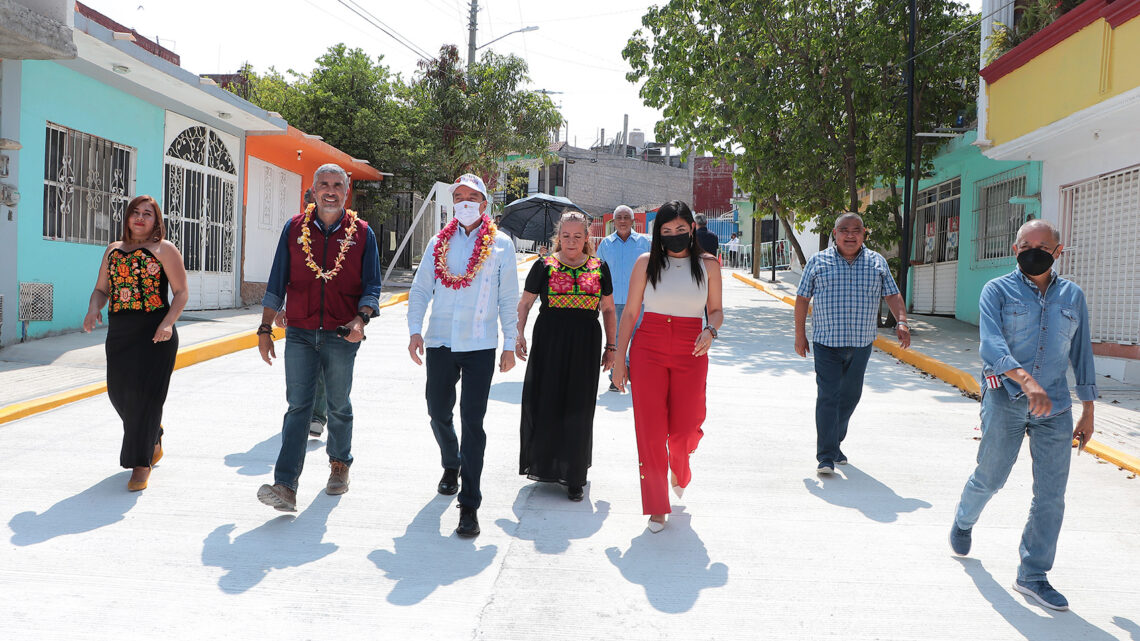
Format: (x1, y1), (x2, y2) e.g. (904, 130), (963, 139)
(612, 200), (723, 533)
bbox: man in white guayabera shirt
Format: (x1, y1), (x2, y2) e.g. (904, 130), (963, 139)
(407, 173), (520, 538)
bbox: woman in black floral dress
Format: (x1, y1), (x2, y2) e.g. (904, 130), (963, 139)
(515, 212), (617, 501)
(84, 195), (188, 491)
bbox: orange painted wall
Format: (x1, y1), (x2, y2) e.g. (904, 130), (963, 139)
(243, 127), (382, 209)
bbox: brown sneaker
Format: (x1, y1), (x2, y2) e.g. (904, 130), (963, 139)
(326, 460), (350, 495)
(257, 483), (297, 511)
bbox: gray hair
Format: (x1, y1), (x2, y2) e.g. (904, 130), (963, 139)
(1016, 219), (1060, 244)
(834, 212), (864, 229)
(313, 163), (349, 185)
(694, 213), (708, 226)
(614, 205), (634, 218)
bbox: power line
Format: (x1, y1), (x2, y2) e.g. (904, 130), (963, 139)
(904, 0), (1015, 64)
(335, 0), (434, 60)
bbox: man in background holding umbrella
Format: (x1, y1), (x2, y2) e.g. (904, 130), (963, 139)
(407, 173), (520, 538)
(597, 205), (650, 392)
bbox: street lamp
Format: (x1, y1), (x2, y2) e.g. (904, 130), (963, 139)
(470, 26), (538, 64)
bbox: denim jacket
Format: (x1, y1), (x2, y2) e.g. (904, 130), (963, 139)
(979, 269), (1098, 416)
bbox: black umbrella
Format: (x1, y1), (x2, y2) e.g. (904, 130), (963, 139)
(498, 193), (590, 243)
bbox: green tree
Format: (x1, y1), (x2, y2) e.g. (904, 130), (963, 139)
(624, 0), (978, 288)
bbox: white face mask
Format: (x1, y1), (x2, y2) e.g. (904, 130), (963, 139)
(453, 200), (483, 226)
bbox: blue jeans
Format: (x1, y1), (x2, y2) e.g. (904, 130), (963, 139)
(813, 343), (873, 464)
(425, 347), (496, 510)
(275, 327), (361, 490)
(955, 389), (1073, 582)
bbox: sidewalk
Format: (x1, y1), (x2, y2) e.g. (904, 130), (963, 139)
(729, 266), (1140, 471)
(0, 286), (414, 411)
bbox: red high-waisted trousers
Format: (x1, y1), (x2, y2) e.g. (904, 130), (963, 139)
(629, 312), (707, 515)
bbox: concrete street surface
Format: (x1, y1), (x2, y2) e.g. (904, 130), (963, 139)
(1, 272), (1137, 640)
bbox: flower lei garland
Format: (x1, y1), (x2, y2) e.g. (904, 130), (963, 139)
(297, 203), (359, 281)
(434, 215), (497, 289)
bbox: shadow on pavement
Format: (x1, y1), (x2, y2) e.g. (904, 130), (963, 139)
(495, 483), (610, 554)
(201, 492), (340, 594)
(954, 558), (1120, 640)
(8, 472), (140, 545)
(368, 494), (498, 606)
(605, 508), (728, 614)
(596, 387), (633, 414)
(802, 464), (931, 523)
(488, 380), (524, 405)
(1114, 617), (1140, 640)
(223, 433), (324, 476)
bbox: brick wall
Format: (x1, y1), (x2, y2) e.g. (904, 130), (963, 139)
(560, 146), (694, 215)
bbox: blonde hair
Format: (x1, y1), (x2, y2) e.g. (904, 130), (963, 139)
(551, 210), (595, 255)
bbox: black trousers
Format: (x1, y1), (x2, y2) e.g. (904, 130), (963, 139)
(425, 347), (496, 509)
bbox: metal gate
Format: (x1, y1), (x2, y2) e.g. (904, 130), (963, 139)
(162, 123), (238, 310)
(1059, 164), (1140, 344)
(912, 178), (960, 315)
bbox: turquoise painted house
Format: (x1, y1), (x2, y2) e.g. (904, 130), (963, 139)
(905, 131), (1042, 326)
(0, 3), (284, 344)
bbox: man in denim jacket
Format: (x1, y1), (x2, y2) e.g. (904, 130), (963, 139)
(949, 219), (1097, 612)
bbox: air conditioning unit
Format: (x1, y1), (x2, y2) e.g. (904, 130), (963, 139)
(18, 282), (53, 322)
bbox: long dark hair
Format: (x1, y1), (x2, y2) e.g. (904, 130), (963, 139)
(647, 200), (704, 288)
(121, 195), (165, 243)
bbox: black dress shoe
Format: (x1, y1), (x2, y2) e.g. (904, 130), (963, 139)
(437, 468), (459, 495)
(567, 485), (584, 501)
(456, 505), (480, 537)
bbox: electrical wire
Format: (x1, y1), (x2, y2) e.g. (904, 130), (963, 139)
(903, 0), (1015, 64)
(335, 0), (434, 60)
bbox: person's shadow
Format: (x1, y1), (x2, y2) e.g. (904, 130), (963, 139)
(8, 473), (140, 546)
(596, 388), (633, 413)
(605, 508), (728, 614)
(367, 495), (498, 606)
(954, 557), (1120, 640)
(488, 380), (524, 405)
(1114, 617), (1140, 640)
(495, 483), (610, 554)
(224, 433), (323, 476)
(803, 464), (931, 523)
(201, 492), (340, 594)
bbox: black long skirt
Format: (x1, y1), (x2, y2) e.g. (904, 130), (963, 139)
(519, 308), (602, 487)
(106, 312), (178, 468)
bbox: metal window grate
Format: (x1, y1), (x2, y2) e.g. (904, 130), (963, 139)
(974, 166), (1030, 262)
(1060, 164), (1140, 344)
(42, 122), (136, 245)
(914, 178), (961, 265)
(18, 282), (53, 321)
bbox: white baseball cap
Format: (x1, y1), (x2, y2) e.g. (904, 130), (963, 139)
(449, 173), (489, 201)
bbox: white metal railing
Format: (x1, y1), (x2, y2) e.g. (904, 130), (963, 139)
(717, 243), (752, 269)
(755, 240), (791, 270)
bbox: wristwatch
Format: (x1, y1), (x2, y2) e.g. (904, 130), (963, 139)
(704, 325), (718, 339)
(356, 311), (371, 326)
(897, 321), (910, 330)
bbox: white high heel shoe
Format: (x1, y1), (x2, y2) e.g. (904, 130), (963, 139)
(671, 471), (685, 499)
(647, 516), (666, 533)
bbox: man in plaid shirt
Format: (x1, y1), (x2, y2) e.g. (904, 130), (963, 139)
(794, 213), (910, 474)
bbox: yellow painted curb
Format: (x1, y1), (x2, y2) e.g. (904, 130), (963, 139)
(380, 292), (409, 308)
(0, 381), (109, 425)
(731, 272), (1140, 475)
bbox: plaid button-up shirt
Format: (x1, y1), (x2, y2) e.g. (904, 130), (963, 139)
(796, 246), (900, 348)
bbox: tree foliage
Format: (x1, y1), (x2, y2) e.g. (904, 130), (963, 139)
(238, 44), (561, 221)
(624, 0), (978, 276)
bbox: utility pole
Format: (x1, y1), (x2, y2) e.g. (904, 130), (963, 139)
(467, 0), (478, 66)
(899, 0), (917, 309)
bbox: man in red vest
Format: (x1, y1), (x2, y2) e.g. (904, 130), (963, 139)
(255, 163), (382, 512)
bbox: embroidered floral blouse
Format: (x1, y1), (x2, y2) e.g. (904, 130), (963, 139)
(525, 255), (613, 314)
(107, 248), (169, 314)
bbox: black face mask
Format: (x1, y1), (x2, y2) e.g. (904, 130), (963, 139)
(1017, 247), (1055, 276)
(660, 233), (692, 253)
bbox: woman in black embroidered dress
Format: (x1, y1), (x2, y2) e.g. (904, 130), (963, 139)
(84, 195), (188, 491)
(515, 212), (617, 501)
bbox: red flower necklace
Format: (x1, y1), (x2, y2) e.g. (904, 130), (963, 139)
(434, 215), (497, 289)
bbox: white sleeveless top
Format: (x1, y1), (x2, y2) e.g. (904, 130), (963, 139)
(642, 255), (708, 319)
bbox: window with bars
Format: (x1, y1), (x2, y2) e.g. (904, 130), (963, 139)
(913, 178), (960, 264)
(974, 167), (1029, 262)
(42, 123), (136, 244)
